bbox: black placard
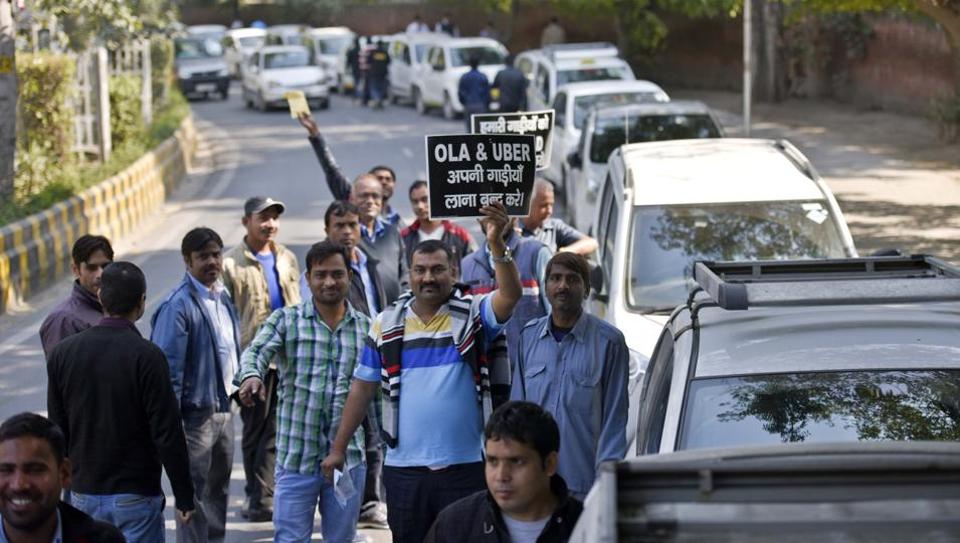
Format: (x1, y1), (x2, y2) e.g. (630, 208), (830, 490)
(470, 109), (555, 170)
(425, 134), (536, 219)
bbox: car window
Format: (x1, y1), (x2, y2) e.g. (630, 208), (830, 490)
(595, 173), (614, 258)
(175, 38), (223, 59)
(589, 113), (722, 163)
(552, 92), (567, 126)
(601, 187), (619, 283)
(263, 50), (310, 69)
(680, 370), (960, 450)
(449, 46), (505, 67)
(556, 66), (632, 87)
(414, 44), (430, 64)
(627, 201), (849, 313)
(573, 92), (667, 129)
(638, 331), (675, 455)
(319, 36), (351, 55)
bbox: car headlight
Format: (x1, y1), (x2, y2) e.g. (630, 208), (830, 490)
(178, 69), (190, 80)
(628, 349), (650, 381)
(216, 68), (228, 77)
(267, 80), (283, 89)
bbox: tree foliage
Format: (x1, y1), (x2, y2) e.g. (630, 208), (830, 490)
(36, 0), (177, 50)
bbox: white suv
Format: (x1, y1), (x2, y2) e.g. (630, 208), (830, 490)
(303, 27), (355, 90)
(223, 28), (266, 78)
(388, 32), (448, 104)
(412, 37), (508, 119)
(242, 45), (330, 111)
(585, 138), (857, 444)
(515, 43), (636, 111)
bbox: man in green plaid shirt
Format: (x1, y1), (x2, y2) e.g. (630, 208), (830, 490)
(237, 241), (370, 543)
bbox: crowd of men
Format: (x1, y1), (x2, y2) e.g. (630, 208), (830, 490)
(8, 80), (629, 543)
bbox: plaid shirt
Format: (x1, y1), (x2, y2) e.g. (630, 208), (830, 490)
(237, 300), (369, 475)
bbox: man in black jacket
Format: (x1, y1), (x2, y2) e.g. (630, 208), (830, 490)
(425, 401), (583, 543)
(47, 262), (195, 542)
(493, 55), (529, 114)
(0, 413), (125, 543)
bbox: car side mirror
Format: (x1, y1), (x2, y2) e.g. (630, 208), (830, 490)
(589, 264), (606, 301)
(567, 150), (582, 169)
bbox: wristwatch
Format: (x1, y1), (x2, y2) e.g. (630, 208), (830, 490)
(492, 247), (513, 264)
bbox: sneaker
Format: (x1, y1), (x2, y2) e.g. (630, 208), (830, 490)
(357, 501), (388, 529)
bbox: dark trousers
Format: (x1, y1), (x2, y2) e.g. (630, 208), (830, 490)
(240, 367), (277, 512)
(464, 104), (488, 132)
(177, 409), (234, 543)
(382, 462), (485, 543)
(362, 415), (383, 505)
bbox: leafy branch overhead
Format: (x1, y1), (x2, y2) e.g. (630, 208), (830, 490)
(35, 0), (177, 50)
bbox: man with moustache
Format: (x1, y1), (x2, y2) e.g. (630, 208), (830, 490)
(322, 202), (522, 543)
(424, 402), (582, 543)
(511, 252), (628, 500)
(222, 197), (301, 522)
(39, 235), (113, 358)
(0, 413), (124, 543)
(237, 241), (370, 543)
(151, 227), (241, 543)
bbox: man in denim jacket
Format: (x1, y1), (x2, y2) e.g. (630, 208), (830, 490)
(151, 227), (241, 543)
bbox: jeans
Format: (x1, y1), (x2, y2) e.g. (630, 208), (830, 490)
(71, 492), (164, 543)
(177, 408), (234, 543)
(382, 462), (485, 543)
(240, 368), (277, 512)
(274, 464), (366, 543)
(368, 77), (387, 104)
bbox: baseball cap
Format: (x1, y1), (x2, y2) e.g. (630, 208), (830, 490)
(244, 196), (286, 216)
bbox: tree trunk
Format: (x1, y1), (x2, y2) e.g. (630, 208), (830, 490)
(0, 0), (15, 201)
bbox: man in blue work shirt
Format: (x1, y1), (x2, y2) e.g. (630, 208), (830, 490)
(510, 252), (629, 500)
(458, 55), (490, 132)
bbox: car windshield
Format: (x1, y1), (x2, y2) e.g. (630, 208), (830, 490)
(414, 44), (430, 63)
(558, 66), (631, 87)
(589, 114), (722, 163)
(573, 92), (665, 129)
(175, 38), (223, 59)
(264, 51), (310, 69)
(680, 370), (960, 449)
(237, 36), (264, 49)
(450, 46), (505, 67)
(628, 201), (848, 312)
(318, 36), (351, 54)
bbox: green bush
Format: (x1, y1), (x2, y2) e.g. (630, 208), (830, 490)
(17, 53), (75, 157)
(109, 73), (144, 148)
(150, 38), (174, 105)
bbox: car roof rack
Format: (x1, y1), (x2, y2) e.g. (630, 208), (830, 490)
(542, 42), (619, 60)
(693, 255), (960, 310)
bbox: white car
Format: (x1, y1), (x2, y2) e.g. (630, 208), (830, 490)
(303, 27), (355, 89)
(265, 24), (306, 46)
(387, 32), (448, 104)
(543, 80), (670, 206)
(241, 45), (330, 111)
(585, 138), (857, 445)
(565, 100), (723, 231)
(516, 42), (636, 111)
(222, 28), (266, 78)
(412, 37), (508, 119)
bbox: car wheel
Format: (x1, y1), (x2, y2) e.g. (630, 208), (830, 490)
(319, 98), (330, 110)
(442, 92), (455, 120)
(414, 87), (427, 115)
(220, 88), (229, 100)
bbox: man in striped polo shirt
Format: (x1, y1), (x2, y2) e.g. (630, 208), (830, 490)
(237, 241), (369, 543)
(323, 202), (523, 543)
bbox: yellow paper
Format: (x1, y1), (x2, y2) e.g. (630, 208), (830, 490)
(284, 91), (311, 119)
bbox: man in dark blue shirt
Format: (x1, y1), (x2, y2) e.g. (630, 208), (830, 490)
(458, 56), (490, 132)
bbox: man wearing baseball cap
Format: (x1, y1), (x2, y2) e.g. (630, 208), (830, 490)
(222, 196), (302, 522)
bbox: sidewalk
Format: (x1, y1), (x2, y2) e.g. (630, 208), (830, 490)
(674, 90), (960, 261)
